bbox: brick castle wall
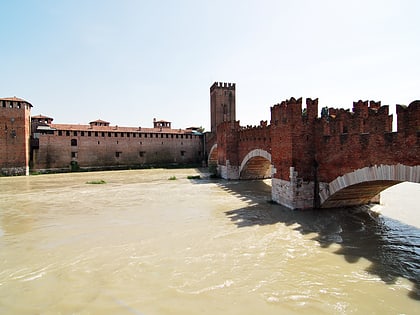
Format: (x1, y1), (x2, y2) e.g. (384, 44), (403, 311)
(0, 98), (31, 175)
(32, 127), (203, 171)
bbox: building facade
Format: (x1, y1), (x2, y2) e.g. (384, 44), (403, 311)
(31, 116), (204, 172)
(1, 97), (204, 175)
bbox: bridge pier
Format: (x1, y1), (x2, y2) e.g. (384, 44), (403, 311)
(218, 160), (240, 180)
(271, 167), (316, 210)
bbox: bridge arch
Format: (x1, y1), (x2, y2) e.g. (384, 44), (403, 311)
(320, 164), (420, 208)
(207, 144), (218, 173)
(239, 149), (272, 179)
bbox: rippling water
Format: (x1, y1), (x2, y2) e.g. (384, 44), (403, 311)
(0, 169), (419, 314)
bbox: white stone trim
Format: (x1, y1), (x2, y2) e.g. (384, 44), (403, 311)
(320, 164), (420, 204)
(239, 149), (272, 174)
(207, 144), (217, 165)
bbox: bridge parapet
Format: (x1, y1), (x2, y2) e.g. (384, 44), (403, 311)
(209, 82), (419, 209)
(397, 100), (420, 135)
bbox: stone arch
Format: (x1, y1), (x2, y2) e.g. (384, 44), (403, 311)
(320, 164), (420, 208)
(207, 144), (218, 173)
(239, 149), (272, 179)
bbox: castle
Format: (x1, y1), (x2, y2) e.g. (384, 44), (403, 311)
(0, 97), (204, 175)
(1, 82), (419, 209)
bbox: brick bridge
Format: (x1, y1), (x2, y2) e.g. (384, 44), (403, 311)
(206, 82), (420, 209)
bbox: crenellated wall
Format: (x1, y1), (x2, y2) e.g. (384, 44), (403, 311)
(209, 81), (420, 209)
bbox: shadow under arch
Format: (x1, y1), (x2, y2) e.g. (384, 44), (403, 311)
(208, 177), (420, 301)
(320, 164), (420, 208)
(239, 149), (272, 179)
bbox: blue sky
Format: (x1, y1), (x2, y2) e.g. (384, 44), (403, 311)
(1, 0), (419, 130)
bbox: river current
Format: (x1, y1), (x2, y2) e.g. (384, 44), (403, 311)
(0, 169), (419, 314)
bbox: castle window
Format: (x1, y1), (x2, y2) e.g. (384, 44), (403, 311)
(127, 133), (130, 137)
(102, 132), (105, 137)
(180, 150), (185, 156)
(66, 131), (70, 136)
(121, 132), (124, 137)
(166, 134), (169, 138)
(144, 134), (147, 138)
(161, 134), (163, 138)
(176, 135), (179, 139)
(73, 131), (77, 136)
(58, 130), (62, 136)
(9, 103), (13, 108)
(108, 132), (111, 137)
(71, 139), (77, 146)
(139, 151), (145, 157)
(2, 101), (5, 107)
(115, 151), (122, 158)
(115, 132), (118, 137)
(88, 131), (91, 137)
(17, 103), (21, 109)
(71, 152), (77, 158)
(95, 132), (98, 137)
(81, 131), (85, 136)
(140, 141), (142, 145)
(133, 133), (136, 138)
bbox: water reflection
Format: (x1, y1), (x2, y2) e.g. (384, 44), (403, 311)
(219, 180), (420, 300)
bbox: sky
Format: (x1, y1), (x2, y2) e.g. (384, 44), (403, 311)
(1, 0), (419, 131)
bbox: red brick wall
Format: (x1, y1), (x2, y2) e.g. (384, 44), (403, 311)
(210, 82), (236, 133)
(0, 99), (31, 175)
(33, 129), (203, 170)
(215, 95), (419, 184)
(237, 122), (271, 162)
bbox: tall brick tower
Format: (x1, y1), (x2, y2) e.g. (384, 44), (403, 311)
(0, 97), (32, 175)
(210, 82), (236, 133)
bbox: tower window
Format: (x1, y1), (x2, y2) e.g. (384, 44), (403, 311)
(71, 139), (77, 146)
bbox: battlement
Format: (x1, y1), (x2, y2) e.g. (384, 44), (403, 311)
(271, 97), (320, 124)
(210, 82), (236, 91)
(396, 100), (420, 134)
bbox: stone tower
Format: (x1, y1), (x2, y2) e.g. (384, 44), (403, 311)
(0, 97), (32, 175)
(210, 82), (236, 133)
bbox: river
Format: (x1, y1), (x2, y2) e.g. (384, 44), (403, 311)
(0, 169), (419, 314)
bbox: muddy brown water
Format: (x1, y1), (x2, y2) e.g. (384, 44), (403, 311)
(0, 169), (419, 314)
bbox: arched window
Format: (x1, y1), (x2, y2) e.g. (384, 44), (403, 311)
(71, 139), (77, 146)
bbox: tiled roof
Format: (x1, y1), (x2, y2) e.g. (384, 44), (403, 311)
(50, 123), (194, 134)
(89, 119), (110, 124)
(32, 114), (53, 120)
(0, 96), (33, 106)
